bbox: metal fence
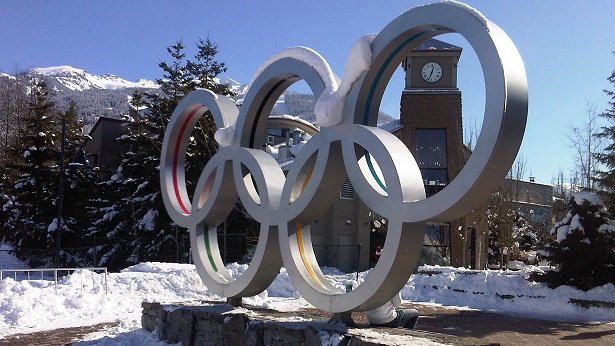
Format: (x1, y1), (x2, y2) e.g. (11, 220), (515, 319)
(1, 240), (364, 275)
(1, 248), (60, 269)
(0, 267), (108, 295)
(0, 236), (193, 271)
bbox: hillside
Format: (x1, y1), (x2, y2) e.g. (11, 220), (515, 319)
(0, 66), (395, 130)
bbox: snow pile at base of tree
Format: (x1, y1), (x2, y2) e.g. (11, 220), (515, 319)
(1, 262), (614, 344)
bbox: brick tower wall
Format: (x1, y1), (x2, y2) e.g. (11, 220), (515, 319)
(398, 90), (472, 268)
(399, 90), (464, 181)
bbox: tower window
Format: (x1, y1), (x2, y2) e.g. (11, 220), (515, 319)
(415, 129), (448, 195)
(415, 129), (447, 169)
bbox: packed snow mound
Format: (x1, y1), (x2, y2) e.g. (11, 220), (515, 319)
(33, 66), (158, 91)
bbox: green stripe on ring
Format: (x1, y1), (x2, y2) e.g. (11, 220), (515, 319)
(204, 229), (218, 272)
(362, 28), (446, 193)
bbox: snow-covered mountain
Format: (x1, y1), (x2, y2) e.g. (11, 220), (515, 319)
(0, 72), (15, 80)
(219, 76), (248, 95)
(1, 66), (392, 130)
(32, 66), (158, 92)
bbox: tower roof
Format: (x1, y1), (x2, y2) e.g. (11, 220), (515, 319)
(414, 38), (462, 52)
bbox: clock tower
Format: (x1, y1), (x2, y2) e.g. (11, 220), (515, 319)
(403, 38), (461, 90)
(396, 38), (471, 268)
(398, 38), (464, 197)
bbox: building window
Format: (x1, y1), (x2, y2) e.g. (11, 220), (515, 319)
(421, 223), (451, 266)
(340, 176), (354, 200)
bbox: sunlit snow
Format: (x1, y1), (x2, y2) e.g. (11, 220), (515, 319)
(1, 260), (614, 345)
(33, 66), (158, 91)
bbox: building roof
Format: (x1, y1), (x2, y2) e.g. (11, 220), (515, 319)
(378, 119), (404, 133)
(267, 114), (319, 135)
(87, 116), (128, 138)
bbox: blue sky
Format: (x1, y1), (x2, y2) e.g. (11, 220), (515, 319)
(1, 0), (614, 185)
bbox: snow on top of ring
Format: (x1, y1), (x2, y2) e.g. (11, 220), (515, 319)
(196, 88), (218, 99)
(214, 46), (340, 146)
(214, 125), (235, 147)
(315, 34), (376, 127)
(249, 46), (338, 94)
(411, 0), (489, 32)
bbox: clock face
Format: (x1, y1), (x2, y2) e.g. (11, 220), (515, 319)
(421, 62), (442, 83)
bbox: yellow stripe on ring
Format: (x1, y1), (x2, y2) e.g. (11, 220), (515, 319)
(296, 222), (326, 288)
(296, 166), (326, 288)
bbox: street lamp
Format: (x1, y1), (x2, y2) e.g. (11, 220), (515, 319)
(55, 117), (66, 268)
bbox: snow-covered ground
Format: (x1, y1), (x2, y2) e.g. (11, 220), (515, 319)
(1, 260), (614, 345)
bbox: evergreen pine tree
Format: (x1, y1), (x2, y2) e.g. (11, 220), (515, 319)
(594, 64), (615, 214)
(187, 37), (235, 96)
(1, 81), (61, 266)
(486, 188), (514, 268)
(156, 40), (193, 115)
(58, 102), (100, 261)
(0, 89), (96, 267)
(88, 104), (178, 270)
(88, 38), (234, 270)
(509, 209), (538, 263)
(0, 71), (32, 178)
(540, 192), (615, 290)
(487, 207), (501, 266)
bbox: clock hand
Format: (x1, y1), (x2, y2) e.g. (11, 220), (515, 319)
(428, 66), (434, 80)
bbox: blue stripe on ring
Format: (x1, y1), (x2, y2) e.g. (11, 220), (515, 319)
(366, 153), (387, 192)
(363, 28), (446, 193)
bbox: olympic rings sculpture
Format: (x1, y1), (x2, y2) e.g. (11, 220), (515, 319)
(160, 2), (527, 313)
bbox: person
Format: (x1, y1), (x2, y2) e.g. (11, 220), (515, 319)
(366, 244), (418, 328)
(373, 245), (382, 263)
(366, 292), (419, 328)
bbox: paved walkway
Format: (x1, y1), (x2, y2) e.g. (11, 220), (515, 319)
(358, 302), (615, 345)
(295, 302), (615, 346)
(0, 322), (117, 346)
(1, 303), (613, 345)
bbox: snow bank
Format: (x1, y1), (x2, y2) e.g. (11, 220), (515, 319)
(1, 262), (614, 343)
(0, 263), (214, 338)
(403, 265), (615, 322)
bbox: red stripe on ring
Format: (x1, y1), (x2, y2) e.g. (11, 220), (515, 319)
(173, 105), (205, 214)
